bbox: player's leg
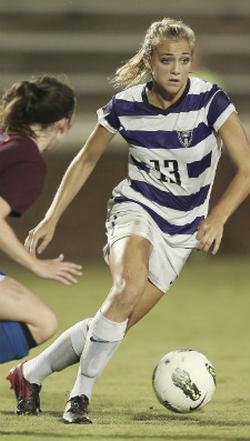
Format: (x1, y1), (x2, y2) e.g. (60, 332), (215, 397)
(127, 226), (181, 329)
(6, 275), (165, 417)
(26, 281), (163, 379)
(63, 230), (191, 423)
(10, 239), (187, 420)
(6, 280), (163, 416)
(22, 319), (91, 383)
(127, 280), (164, 329)
(63, 235), (151, 424)
(7, 233), (187, 418)
(6, 281), (161, 416)
(26, 281), (163, 378)
(0, 275), (58, 364)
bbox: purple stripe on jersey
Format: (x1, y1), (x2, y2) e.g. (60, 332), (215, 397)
(207, 90), (232, 127)
(102, 98), (121, 130)
(113, 196), (204, 235)
(113, 86), (219, 116)
(130, 180), (210, 211)
(115, 98), (157, 116)
(177, 84), (219, 113)
(120, 122), (212, 149)
(187, 151), (212, 178)
(105, 112), (121, 131)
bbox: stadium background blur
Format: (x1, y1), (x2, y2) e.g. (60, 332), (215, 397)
(0, 0), (250, 262)
(1, 2), (250, 439)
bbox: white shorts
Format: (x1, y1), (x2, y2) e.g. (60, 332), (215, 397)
(103, 201), (192, 294)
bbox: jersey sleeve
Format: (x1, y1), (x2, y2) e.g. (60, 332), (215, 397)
(0, 161), (46, 217)
(207, 89), (236, 132)
(97, 96), (121, 134)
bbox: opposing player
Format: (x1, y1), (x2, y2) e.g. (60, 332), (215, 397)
(0, 76), (82, 365)
(7, 18), (250, 422)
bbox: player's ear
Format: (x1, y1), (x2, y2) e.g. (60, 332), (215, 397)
(56, 117), (70, 134)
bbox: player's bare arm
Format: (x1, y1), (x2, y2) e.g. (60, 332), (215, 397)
(0, 196), (82, 284)
(197, 112), (250, 254)
(25, 124), (114, 255)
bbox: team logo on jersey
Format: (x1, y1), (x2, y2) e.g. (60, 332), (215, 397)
(177, 130), (193, 148)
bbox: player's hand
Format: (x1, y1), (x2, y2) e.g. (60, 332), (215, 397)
(25, 218), (56, 255)
(32, 254), (82, 285)
(196, 216), (224, 255)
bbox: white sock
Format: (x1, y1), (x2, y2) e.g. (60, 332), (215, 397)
(70, 310), (128, 400)
(23, 319), (90, 385)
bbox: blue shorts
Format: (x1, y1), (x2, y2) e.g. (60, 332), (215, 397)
(0, 271), (6, 281)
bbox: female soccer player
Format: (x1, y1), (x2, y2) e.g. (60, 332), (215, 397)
(0, 76), (82, 365)
(7, 18), (250, 422)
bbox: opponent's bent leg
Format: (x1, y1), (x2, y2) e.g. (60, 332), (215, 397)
(0, 276), (57, 364)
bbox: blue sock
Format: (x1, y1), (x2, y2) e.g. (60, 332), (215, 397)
(0, 321), (37, 364)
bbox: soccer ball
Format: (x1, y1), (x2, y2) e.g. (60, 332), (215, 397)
(152, 349), (216, 413)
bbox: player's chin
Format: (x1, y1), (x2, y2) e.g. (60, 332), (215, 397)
(163, 82), (184, 97)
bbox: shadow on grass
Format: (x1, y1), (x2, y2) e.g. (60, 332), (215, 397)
(2, 408), (250, 431)
(1, 410), (250, 441)
(133, 412), (250, 427)
(0, 410), (61, 418)
(0, 431), (249, 441)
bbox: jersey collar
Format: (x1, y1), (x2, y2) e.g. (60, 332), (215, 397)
(142, 78), (190, 115)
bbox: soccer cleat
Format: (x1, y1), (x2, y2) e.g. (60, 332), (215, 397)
(6, 362), (41, 415)
(62, 394), (92, 424)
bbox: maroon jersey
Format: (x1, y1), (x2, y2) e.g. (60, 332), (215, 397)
(0, 131), (47, 216)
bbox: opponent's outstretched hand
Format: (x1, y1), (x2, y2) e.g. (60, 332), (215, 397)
(32, 253), (82, 285)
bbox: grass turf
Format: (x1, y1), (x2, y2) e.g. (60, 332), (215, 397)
(0, 255), (250, 441)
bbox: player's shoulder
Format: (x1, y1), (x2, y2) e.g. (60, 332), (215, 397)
(114, 83), (144, 103)
(0, 131), (42, 163)
(189, 75), (220, 95)
(1, 132), (36, 150)
(0, 130), (12, 148)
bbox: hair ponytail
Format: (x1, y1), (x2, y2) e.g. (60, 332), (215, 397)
(111, 17), (195, 90)
(0, 76), (76, 137)
(111, 49), (151, 91)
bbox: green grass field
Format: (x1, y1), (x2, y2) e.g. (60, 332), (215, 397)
(0, 255), (250, 441)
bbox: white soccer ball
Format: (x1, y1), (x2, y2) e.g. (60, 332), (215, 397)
(152, 349), (216, 413)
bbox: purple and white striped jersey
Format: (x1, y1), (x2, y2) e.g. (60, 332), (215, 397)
(97, 76), (236, 248)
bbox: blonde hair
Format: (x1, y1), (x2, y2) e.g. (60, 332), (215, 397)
(111, 18), (195, 90)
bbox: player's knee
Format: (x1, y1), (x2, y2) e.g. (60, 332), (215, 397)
(111, 277), (144, 314)
(35, 310), (58, 344)
(45, 312), (58, 339)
